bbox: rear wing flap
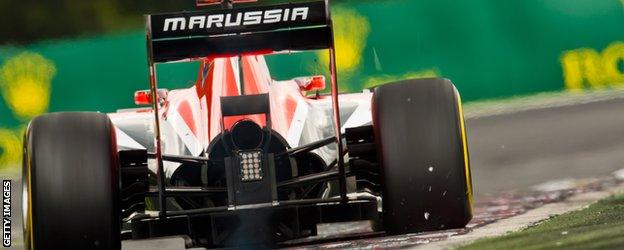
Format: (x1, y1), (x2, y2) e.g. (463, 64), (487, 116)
(146, 1), (331, 63)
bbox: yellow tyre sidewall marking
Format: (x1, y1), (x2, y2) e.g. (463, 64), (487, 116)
(23, 125), (34, 250)
(455, 88), (474, 214)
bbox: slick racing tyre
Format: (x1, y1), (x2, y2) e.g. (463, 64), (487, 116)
(372, 78), (473, 234)
(23, 112), (121, 249)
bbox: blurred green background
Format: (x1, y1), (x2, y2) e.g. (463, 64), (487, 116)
(1, 0), (624, 169)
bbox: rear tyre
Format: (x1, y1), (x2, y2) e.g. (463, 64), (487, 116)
(373, 78), (473, 234)
(23, 112), (121, 249)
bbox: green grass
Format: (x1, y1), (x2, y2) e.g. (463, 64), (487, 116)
(459, 193), (624, 250)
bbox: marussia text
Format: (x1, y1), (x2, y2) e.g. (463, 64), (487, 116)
(163, 7), (309, 32)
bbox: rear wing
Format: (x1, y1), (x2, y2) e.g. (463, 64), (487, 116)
(145, 1), (349, 213)
(146, 0), (332, 63)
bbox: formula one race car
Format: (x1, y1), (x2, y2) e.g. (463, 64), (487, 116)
(22, 0), (473, 249)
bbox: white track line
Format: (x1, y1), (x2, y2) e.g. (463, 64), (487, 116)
(464, 89), (624, 119)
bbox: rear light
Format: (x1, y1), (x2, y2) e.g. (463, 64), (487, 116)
(239, 150), (263, 182)
(134, 90), (151, 105)
(196, 0), (257, 6)
(294, 75), (327, 92)
(134, 89), (169, 106)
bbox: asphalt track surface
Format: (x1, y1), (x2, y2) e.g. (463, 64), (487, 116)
(3, 94), (624, 249)
(467, 96), (624, 198)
